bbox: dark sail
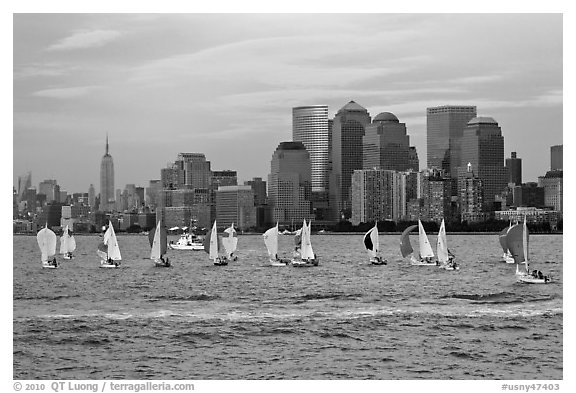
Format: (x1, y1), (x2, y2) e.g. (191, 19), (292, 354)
(400, 225), (417, 258)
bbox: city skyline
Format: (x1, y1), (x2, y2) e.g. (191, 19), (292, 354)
(13, 14), (562, 193)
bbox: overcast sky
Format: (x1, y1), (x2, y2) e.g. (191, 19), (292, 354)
(13, 13), (563, 194)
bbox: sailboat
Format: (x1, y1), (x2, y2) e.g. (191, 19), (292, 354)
(97, 220), (122, 268)
(149, 219), (170, 267)
(222, 223), (239, 261)
(507, 217), (551, 284)
(59, 225), (76, 259)
(399, 220), (436, 265)
(499, 223), (515, 263)
(37, 224), (58, 269)
(363, 222), (387, 265)
(291, 220), (318, 267)
(436, 219), (459, 270)
(263, 223), (290, 266)
(203, 221), (227, 266)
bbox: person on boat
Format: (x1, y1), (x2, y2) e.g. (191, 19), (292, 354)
(51, 257), (57, 267)
(537, 270), (544, 279)
(229, 252), (238, 262)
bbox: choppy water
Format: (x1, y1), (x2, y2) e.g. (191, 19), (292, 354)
(13, 233), (562, 380)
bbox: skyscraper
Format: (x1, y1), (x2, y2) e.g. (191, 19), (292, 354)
(268, 141), (314, 224)
(216, 185), (256, 230)
(427, 105), (477, 178)
(17, 172), (32, 203)
(329, 100), (371, 218)
(505, 152), (522, 185)
(459, 117), (507, 210)
(100, 135), (115, 212)
(292, 105), (329, 193)
(551, 145), (563, 170)
(363, 112), (412, 171)
(88, 184), (96, 209)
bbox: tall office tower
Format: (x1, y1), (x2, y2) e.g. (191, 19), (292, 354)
(145, 180), (161, 209)
(538, 170), (563, 212)
(421, 168), (453, 223)
(458, 164), (484, 222)
(363, 112), (412, 171)
(176, 153), (211, 189)
(38, 179), (60, 203)
(551, 145), (563, 170)
(17, 172), (32, 203)
(100, 135), (115, 212)
(216, 185), (256, 230)
(88, 184), (96, 208)
(244, 177), (267, 206)
(329, 101), (371, 218)
(505, 152), (522, 185)
(292, 105), (329, 193)
(427, 105), (477, 178)
(268, 142), (314, 224)
(408, 147), (419, 171)
(459, 117), (507, 211)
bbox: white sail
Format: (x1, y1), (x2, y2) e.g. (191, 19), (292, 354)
(522, 216), (529, 270)
(300, 220), (315, 260)
(222, 223), (238, 257)
(209, 221), (219, 261)
(263, 223), (279, 258)
(104, 221), (122, 260)
(418, 220), (435, 258)
(37, 225), (57, 263)
(68, 234), (76, 253)
(59, 229), (68, 255)
(150, 220), (162, 260)
(363, 223), (379, 258)
(436, 219), (449, 264)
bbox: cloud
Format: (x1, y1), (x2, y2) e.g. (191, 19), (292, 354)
(46, 30), (122, 51)
(32, 85), (103, 99)
(14, 63), (78, 79)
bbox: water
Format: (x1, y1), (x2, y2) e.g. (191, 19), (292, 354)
(13, 233), (562, 380)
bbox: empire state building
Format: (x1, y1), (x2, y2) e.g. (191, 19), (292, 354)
(100, 135), (115, 212)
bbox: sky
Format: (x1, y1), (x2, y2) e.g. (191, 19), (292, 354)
(13, 13), (563, 194)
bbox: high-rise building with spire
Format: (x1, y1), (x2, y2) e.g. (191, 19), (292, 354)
(100, 135), (115, 212)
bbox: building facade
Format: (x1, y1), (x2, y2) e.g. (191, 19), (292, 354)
(457, 164), (484, 222)
(329, 100), (371, 218)
(505, 152), (522, 185)
(538, 170), (563, 212)
(292, 105), (330, 193)
(550, 145), (563, 170)
(244, 177), (267, 206)
(363, 112), (413, 171)
(216, 185), (256, 230)
(459, 117), (507, 211)
(268, 142), (314, 224)
(100, 135), (115, 212)
(427, 105), (477, 178)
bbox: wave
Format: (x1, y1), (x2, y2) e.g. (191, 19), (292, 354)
(146, 293), (220, 302)
(443, 292), (559, 305)
(14, 294), (81, 301)
(19, 304), (563, 324)
(293, 292), (363, 303)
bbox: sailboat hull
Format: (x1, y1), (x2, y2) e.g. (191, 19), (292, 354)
(154, 260), (171, 267)
(370, 257), (387, 265)
(517, 275), (550, 284)
(41, 262), (58, 269)
(291, 259), (315, 267)
(409, 255), (437, 266)
(99, 260), (120, 268)
(269, 259), (288, 267)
